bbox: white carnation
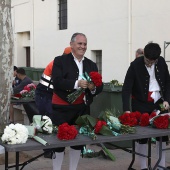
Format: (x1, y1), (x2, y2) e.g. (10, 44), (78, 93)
(109, 116), (120, 125)
(1, 123), (28, 145)
(41, 116), (53, 134)
(42, 115), (49, 120)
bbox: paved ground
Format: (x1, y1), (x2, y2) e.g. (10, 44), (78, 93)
(1, 143), (170, 170)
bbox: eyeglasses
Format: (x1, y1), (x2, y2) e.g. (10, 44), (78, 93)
(144, 56), (158, 66)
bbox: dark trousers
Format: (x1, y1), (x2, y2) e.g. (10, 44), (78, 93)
(52, 103), (90, 152)
(35, 90), (53, 117)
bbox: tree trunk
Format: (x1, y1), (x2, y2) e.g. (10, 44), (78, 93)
(0, 0), (13, 130)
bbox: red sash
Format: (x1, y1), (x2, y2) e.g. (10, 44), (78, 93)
(52, 93), (85, 105)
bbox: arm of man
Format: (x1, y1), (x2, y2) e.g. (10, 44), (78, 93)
(52, 56), (77, 90)
(122, 63), (135, 112)
(13, 77), (33, 94)
(163, 59), (170, 105)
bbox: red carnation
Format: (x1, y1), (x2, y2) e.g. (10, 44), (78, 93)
(119, 113), (138, 127)
(14, 93), (22, 98)
(128, 117), (138, 126)
(139, 113), (149, 126)
(57, 123), (78, 140)
(94, 120), (107, 134)
(149, 112), (157, 119)
(89, 72), (102, 87)
(24, 86), (31, 92)
(119, 113), (130, 124)
(132, 111), (141, 121)
(153, 115), (169, 129)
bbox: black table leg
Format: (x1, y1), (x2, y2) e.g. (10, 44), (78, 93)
(16, 152), (19, 170)
(128, 140), (136, 170)
(153, 137), (162, 170)
(148, 138), (152, 170)
(5, 151), (8, 170)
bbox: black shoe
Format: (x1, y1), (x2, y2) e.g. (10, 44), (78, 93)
(167, 167), (170, 169)
(141, 169), (148, 170)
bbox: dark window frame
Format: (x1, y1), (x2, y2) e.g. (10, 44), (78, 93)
(96, 50), (102, 75)
(58, 0), (67, 30)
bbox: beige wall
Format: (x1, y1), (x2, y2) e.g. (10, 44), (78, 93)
(11, 0), (170, 82)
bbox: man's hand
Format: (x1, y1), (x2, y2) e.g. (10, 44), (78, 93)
(163, 101), (169, 110)
(87, 82), (95, 91)
(78, 80), (88, 89)
(124, 111), (131, 113)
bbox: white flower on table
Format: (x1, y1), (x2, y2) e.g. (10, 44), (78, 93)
(107, 115), (121, 130)
(1, 123), (29, 144)
(41, 116), (53, 134)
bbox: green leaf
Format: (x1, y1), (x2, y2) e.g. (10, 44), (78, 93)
(99, 126), (113, 136)
(75, 116), (87, 126)
(100, 143), (115, 161)
(98, 111), (107, 121)
(76, 115), (97, 128)
(86, 115), (97, 127)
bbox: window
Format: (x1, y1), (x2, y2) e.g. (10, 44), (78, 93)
(26, 47), (30, 67)
(96, 51), (102, 75)
(58, 0), (67, 30)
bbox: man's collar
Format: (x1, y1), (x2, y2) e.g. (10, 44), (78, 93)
(71, 52), (84, 62)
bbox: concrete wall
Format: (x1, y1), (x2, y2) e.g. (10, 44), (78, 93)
(11, 0), (170, 82)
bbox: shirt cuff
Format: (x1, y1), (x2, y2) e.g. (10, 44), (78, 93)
(74, 80), (79, 89)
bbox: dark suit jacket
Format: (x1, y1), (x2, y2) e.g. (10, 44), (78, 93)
(52, 53), (103, 105)
(122, 56), (170, 112)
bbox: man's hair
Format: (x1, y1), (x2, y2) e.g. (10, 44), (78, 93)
(136, 48), (143, 55)
(70, 33), (86, 42)
(14, 66), (18, 71)
(144, 43), (161, 60)
(16, 68), (26, 75)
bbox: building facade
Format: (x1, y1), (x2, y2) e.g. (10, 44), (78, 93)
(11, 0), (170, 82)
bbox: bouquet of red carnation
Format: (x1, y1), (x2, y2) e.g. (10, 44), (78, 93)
(150, 113), (170, 129)
(119, 111), (156, 127)
(94, 120), (107, 134)
(19, 83), (36, 99)
(67, 71), (102, 103)
(139, 113), (150, 126)
(57, 123), (78, 140)
(118, 111), (140, 126)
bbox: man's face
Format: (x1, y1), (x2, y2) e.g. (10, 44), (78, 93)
(16, 73), (21, 79)
(70, 35), (87, 59)
(144, 56), (158, 67)
(13, 70), (17, 77)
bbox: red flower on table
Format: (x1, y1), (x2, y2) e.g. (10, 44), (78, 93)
(94, 120), (107, 134)
(119, 113), (138, 127)
(149, 111), (157, 119)
(139, 113), (150, 126)
(24, 86), (31, 92)
(14, 93), (22, 98)
(89, 72), (102, 87)
(57, 123), (78, 140)
(130, 111), (141, 121)
(153, 115), (169, 129)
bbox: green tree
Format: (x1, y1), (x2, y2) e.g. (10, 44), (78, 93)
(0, 0), (13, 130)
